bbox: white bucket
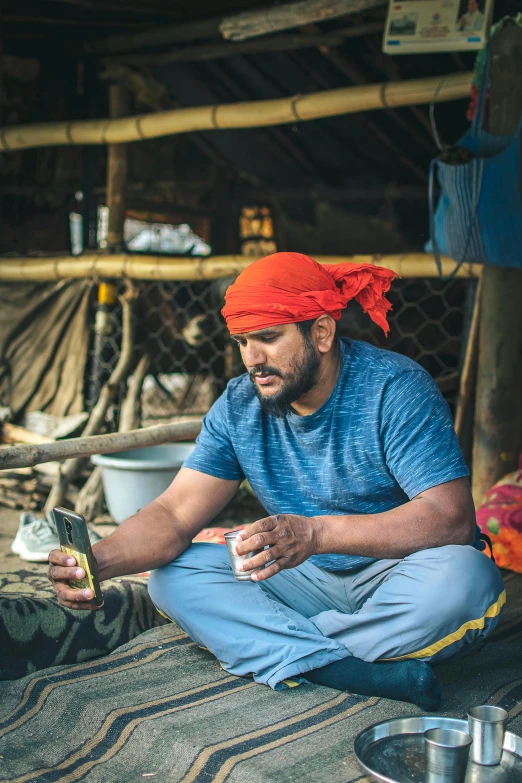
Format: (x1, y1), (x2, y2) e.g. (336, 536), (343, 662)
(91, 443), (196, 523)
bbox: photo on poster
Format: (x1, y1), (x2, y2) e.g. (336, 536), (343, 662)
(456, 0), (485, 32)
(383, 0), (493, 53)
(389, 12), (418, 35)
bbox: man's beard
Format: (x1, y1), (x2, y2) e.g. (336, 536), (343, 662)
(249, 337), (321, 418)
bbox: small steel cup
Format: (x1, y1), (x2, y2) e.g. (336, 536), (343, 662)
(224, 530), (262, 581)
(467, 705), (508, 766)
(424, 728), (473, 783)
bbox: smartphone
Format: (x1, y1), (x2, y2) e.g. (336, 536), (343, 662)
(52, 506), (103, 607)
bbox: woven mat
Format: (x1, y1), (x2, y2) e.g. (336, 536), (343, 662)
(1, 571), (521, 783)
(0, 571), (167, 680)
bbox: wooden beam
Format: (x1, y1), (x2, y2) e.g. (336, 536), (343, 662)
(84, 0), (384, 54)
(364, 37), (435, 150)
(219, 0), (387, 42)
(4, 14), (144, 28)
(85, 16), (222, 54)
(287, 44), (427, 182)
(109, 24), (384, 67)
(238, 185), (429, 201)
(1, 182), (429, 201)
(0, 71), (473, 153)
(311, 39), (434, 159)
(33, 0), (183, 17)
(0, 419), (203, 471)
(0, 254), (481, 282)
(472, 267), (522, 506)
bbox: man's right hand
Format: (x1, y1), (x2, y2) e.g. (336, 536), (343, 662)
(47, 549), (99, 610)
(47, 469), (241, 610)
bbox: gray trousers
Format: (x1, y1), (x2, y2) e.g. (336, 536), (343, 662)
(148, 543), (505, 690)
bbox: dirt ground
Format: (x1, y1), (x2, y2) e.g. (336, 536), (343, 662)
(0, 507), (118, 575)
(0, 506), (49, 574)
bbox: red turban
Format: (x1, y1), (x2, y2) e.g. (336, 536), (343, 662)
(221, 252), (397, 336)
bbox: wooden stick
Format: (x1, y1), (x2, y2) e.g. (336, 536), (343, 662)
(74, 466), (104, 522)
(0, 72), (472, 153)
(454, 278), (481, 442)
(0, 419), (202, 471)
(119, 354), (151, 433)
(0, 422), (54, 445)
(75, 353), (151, 521)
(0, 254), (481, 282)
(46, 282), (138, 510)
(219, 0), (386, 41)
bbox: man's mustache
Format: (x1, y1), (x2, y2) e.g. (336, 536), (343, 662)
(249, 366), (283, 380)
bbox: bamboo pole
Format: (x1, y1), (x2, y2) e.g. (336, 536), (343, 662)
(0, 419), (203, 471)
(0, 72), (472, 153)
(0, 254), (481, 282)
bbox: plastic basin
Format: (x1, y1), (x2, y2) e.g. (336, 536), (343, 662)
(91, 443), (196, 523)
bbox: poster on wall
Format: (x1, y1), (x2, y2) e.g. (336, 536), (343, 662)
(383, 0), (494, 53)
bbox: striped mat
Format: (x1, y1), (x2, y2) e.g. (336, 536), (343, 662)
(1, 571), (521, 783)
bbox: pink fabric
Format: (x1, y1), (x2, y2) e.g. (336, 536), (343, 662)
(476, 453), (522, 572)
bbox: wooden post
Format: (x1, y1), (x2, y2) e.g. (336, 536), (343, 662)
(472, 266), (522, 506)
(454, 278), (481, 450)
(106, 84), (129, 251)
(86, 83), (130, 409)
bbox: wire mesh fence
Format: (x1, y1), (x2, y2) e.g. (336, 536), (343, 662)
(83, 276), (477, 424)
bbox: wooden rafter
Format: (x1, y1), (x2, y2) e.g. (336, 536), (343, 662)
(84, 0), (385, 54)
(220, 0), (387, 41)
(285, 47), (427, 182)
(107, 24), (384, 67)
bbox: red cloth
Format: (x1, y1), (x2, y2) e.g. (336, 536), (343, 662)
(221, 252), (397, 336)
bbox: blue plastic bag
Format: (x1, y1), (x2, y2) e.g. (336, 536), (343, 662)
(427, 55), (522, 272)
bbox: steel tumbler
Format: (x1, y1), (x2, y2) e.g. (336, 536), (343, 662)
(467, 705), (507, 766)
(224, 530), (262, 581)
(424, 728), (473, 783)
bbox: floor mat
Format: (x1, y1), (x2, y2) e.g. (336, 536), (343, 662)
(1, 572), (521, 782)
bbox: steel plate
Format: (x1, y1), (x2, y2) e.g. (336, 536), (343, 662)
(354, 716), (522, 783)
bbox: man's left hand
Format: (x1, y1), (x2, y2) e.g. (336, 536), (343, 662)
(234, 514), (321, 581)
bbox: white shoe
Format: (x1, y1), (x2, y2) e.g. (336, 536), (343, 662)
(11, 512), (60, 562)
(11, 511), (103, 562)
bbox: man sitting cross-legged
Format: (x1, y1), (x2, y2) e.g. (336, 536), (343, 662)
(48, 252), (505, 711)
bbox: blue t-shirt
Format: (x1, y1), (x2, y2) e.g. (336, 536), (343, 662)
(184, 338), (470, 571)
